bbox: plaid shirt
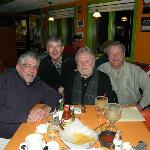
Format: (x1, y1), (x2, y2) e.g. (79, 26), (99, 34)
(51, 57), (62, 75)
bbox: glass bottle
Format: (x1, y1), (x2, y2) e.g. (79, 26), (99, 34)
(58, 98), (64, 111)
(61, 105), (72, 128)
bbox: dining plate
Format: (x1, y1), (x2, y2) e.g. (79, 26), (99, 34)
(59, 119), (98, 149)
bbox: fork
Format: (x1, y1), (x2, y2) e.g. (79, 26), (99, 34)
(94, 122), (106, 130)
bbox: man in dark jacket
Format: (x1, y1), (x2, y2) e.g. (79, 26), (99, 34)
(0, 52), (61, 139)
(64, 47), (117, 105)
(39, 36), (76, 92)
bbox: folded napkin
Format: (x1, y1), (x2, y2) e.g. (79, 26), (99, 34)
(35, 124), (47, 134)
(0, 138), (10, 150)
(46, 141), (59, 150)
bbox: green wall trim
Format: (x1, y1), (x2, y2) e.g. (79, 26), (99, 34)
(130, 0), (138, 61)
(86, 11), (93, 48)
(48, 21), (55, 36)
(61, 18), (67, 45)
(108, 11), (115, 41)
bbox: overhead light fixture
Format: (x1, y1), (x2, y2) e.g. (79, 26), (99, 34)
(93, 10), (101, 18)
(121, 16), (128, 22)
(48, 16), (54, 21)
(48, 2), (54, 21)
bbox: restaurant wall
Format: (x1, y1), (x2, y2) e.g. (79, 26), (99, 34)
(0, 27), (17, 68)
(134, 0), (150, 64)
(43, 0), (150, 63)
(44, 0), (88, 47)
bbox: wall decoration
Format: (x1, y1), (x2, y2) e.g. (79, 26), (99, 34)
(141, 17), (150, 32)
(77, 20), (84, 29)
(143, 0), (150, 14)
(77, 32), (83, 39)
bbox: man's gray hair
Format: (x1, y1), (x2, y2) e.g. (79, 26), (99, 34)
(17, 51), (40, 67)
(75, 47), (96, 62)
(46, 36), (64, 48)
(106, 41), (126, 54)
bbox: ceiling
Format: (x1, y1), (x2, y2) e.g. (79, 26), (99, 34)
(0, 0), (78, 14)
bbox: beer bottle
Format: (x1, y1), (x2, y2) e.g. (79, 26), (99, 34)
(58, 98), (64, 111)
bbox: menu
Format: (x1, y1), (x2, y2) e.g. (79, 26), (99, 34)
(119, 107), (145, 122)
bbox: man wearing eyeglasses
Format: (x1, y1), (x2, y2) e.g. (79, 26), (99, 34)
(0, 52), (61, 139)
(64, 47), (117, 105)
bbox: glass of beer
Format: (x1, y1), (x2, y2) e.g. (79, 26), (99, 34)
(47, 122), (58, 140)
(95, 96), (108, 123)
(105, 103), (121, 132)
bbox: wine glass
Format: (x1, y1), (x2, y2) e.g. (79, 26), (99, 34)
(95, 96), (108, 123)
(105, 103), (121, 132)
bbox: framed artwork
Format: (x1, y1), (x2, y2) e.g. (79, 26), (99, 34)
(141, 17), (150, 32)
(77, 20), (84, 29)
(143, 0), (150, 14)
(77, 32), (84, 39)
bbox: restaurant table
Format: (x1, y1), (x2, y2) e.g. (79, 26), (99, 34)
(5, 105), (150, 149)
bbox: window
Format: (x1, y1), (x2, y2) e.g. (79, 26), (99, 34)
(115, 10), (134, 57)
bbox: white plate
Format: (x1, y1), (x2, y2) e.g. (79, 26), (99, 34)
(59, 119), (98, 149)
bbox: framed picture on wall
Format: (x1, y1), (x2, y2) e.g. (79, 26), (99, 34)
(77, 32), (84, 39)
(141, 17), (150, 32)
(77, 20), (84, 29)
(143, 0), (150, 14)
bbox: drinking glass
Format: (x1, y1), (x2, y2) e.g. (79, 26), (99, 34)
(105, 103), (121, 132)
(47, 122), (58, 140)
(95, 96), (108, 123)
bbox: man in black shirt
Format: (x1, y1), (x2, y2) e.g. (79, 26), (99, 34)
(39, 36), (76, 92)
(64, 47), (117, 105)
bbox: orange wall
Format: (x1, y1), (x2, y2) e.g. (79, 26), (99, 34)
(134, 0), (150, 64)
(0, 27), (17, 68)
(75, 0), (87, 47)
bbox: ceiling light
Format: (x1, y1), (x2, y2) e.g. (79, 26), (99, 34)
(48, 16), (54, 21)
(93, 10), (101, 18)
(48, 2), (54, 21)
(121, 16), (128, 22)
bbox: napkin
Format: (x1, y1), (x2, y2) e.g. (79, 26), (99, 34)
(46, 141), (59, 150)
(0, 138), (10, 150)
(35, 124), (47, 134)
(74, 107), (82, 114)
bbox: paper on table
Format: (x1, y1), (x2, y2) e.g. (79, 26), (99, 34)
(119, 107), (145, 122)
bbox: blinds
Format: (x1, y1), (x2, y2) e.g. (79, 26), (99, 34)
(88, 0), (134, 13)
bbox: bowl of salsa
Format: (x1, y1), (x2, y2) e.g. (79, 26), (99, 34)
(98, 130), (116, 148)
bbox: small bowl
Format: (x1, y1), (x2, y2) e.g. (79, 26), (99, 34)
(98, 130), (116, 148)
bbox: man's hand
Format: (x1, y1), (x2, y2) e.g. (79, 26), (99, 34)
(27, 105), (51, 122)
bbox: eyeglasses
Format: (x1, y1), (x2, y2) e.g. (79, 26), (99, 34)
(77, 60), (93, 66)
(21, 64), (38, 70)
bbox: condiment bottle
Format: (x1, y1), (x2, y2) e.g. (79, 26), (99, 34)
(58, 98), (64, 111)
(61, 105), (72, 128)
